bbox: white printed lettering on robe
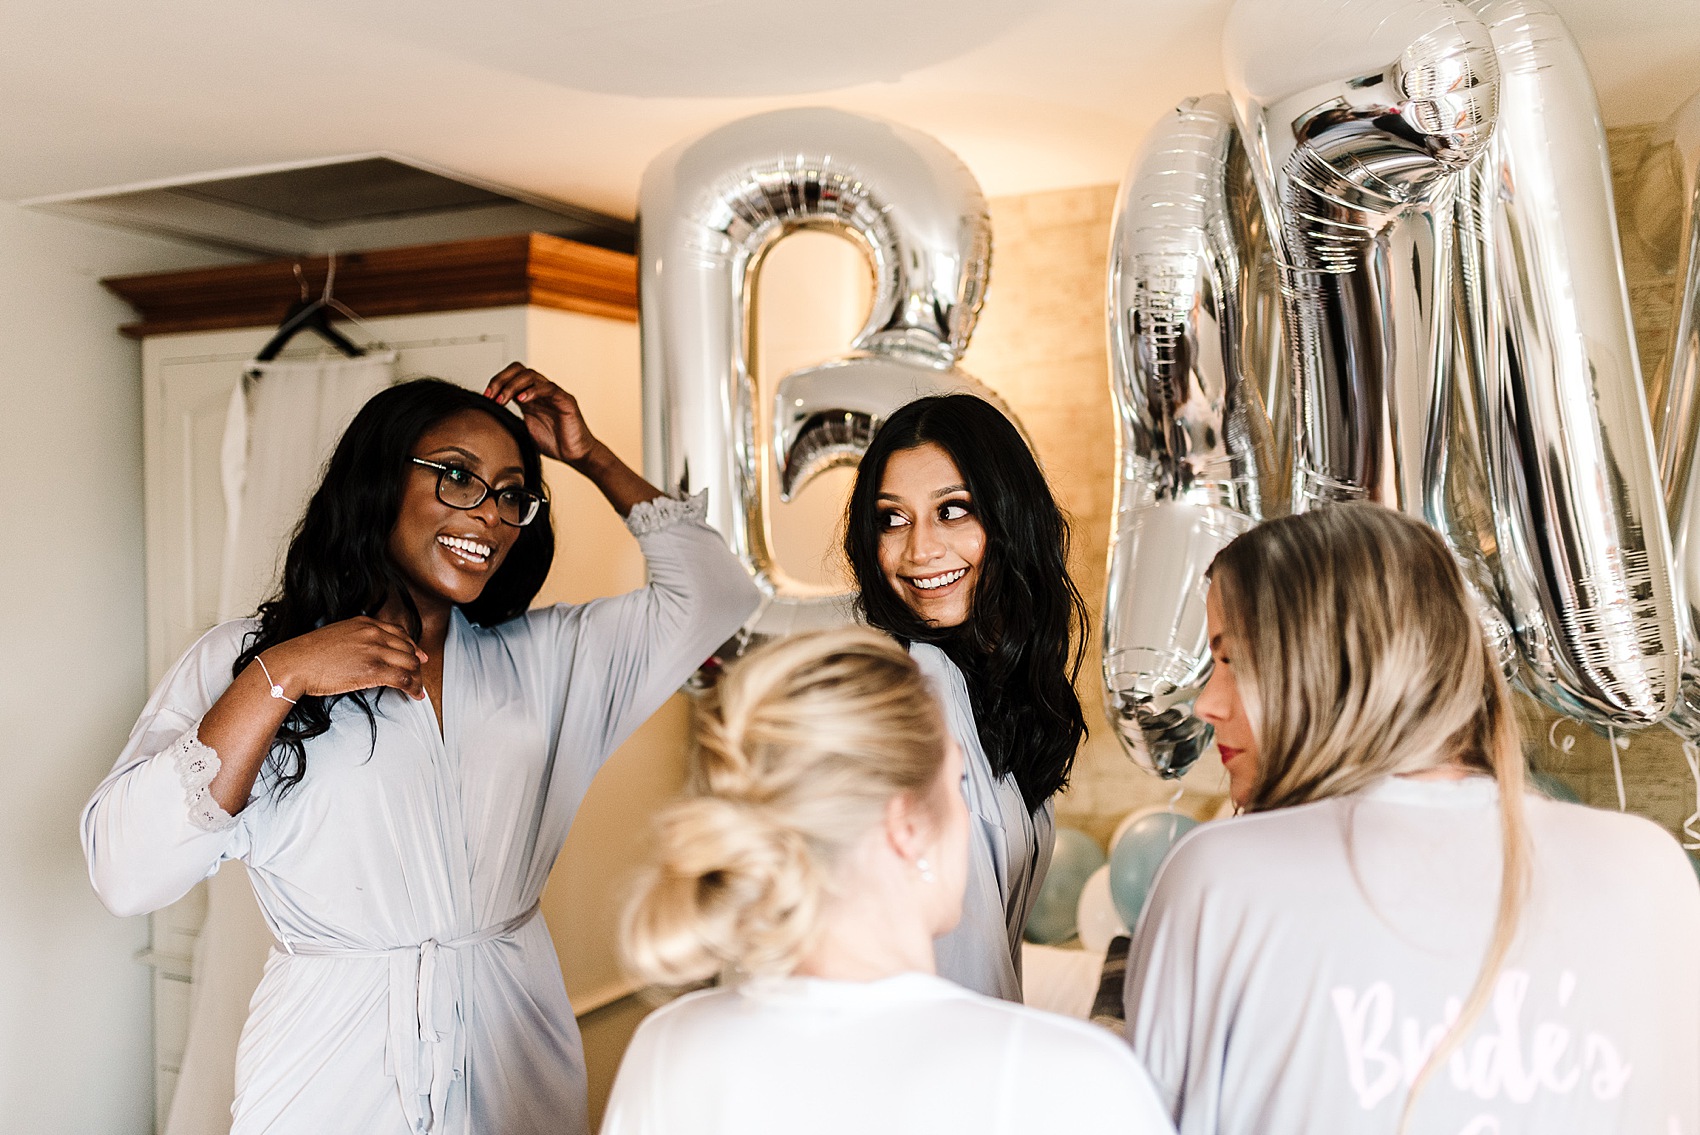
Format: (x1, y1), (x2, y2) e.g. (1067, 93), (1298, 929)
(1331, 969), (1632, 1111)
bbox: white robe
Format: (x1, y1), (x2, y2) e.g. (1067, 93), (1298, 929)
(910, 644), (1056, 1001)
(1124, 776), (1700, 1135)
(82, 499), (759, 1135)
(599, 972), (1176, 1135)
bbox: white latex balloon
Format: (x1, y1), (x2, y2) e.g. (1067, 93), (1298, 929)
(1075, 865), (1130, 953)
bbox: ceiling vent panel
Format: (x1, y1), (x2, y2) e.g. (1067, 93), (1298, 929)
(23, 153), (633, 258)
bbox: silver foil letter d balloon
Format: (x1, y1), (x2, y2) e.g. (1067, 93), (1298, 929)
(1460, 0), (1680, 726)
(639, 108), (1009, 660)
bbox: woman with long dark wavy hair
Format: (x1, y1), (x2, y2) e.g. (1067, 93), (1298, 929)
(82, 367), (758, 1135)
(843, 394), (1089, 1001)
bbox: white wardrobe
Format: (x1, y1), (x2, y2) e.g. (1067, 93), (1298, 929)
(107, 236), (679, 1131)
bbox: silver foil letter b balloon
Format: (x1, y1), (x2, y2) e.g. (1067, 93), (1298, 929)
(1102, 94), (1285, 777)
(639, 108), (1008, 654)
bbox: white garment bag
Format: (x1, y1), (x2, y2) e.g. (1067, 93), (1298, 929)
(167, 352), (396, 1135)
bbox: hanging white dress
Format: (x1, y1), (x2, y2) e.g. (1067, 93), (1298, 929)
(82, 497), (759, 1135)
(174, 351), (399, 1135)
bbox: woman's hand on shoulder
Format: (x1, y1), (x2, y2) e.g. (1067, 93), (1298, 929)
(484, 362), (604, 469)
(261, 617), (428, 701)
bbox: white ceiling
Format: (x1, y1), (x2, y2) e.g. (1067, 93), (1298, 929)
(6, 0), (1699, 220)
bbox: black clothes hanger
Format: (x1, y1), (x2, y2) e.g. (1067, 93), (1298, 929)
(253, 256), (369, 363)
(253, 297), (365, 361)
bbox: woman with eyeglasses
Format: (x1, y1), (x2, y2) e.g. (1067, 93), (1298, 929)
(81, 367), (759, 1135)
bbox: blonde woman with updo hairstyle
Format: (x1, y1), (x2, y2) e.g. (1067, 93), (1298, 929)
(601, 628), (1173, 1135)
(1123, 504), (1700, 1135)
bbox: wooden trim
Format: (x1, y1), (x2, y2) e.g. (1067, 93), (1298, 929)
(103, 232), (638, 338)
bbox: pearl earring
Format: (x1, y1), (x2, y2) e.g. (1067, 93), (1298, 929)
(916, 857), (936, 884)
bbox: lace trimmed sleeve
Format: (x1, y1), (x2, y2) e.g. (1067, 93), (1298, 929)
(170, 726), (238, 833)
(624, 489), (709, 538)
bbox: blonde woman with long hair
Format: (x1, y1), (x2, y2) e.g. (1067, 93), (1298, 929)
(601, 628), (1172, 1135)
(1123, 504), (1699, 1134)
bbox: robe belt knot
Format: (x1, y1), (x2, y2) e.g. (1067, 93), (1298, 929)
(274, 902), (541, 1134)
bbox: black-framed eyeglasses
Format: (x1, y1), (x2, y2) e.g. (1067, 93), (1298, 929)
(409, 458), (545, 527)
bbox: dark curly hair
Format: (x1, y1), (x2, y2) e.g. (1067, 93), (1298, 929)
(844, 395), (1089, 812)
(232, 378), (555, 797)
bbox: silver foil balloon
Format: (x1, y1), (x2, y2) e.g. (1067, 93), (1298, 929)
(1458, 0), (1679, 726)
(1633, 88), (1700, 734)
(1226, 0), (1498, 510)
(639, 107), (1005, 654)
(1224, 0), (1515, 665)
(1102, 94), (1284, 778)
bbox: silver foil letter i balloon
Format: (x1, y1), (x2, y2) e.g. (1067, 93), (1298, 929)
(1633, 87), (1700, 737)
(1224, 0), (1518, 667)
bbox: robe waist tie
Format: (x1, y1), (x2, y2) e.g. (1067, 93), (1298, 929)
(275, 902), (541, 1135)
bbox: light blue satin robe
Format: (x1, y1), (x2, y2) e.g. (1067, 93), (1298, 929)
(82, 499), (759, 1135)
(910, 643), (1056, 1002)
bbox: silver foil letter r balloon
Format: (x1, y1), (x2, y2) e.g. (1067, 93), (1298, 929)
(1102, 93), (1285, 778)
(1225, 0), (1500, 514)
(638, 108), (1012, 665)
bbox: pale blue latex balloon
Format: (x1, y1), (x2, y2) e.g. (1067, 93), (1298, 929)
(1529, 770), (1582, 803)
(1108, 813), (1199, 930)
(1024, 828), (1105, 944)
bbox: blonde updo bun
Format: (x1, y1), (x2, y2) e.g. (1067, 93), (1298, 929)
(622, 627), (946, 985)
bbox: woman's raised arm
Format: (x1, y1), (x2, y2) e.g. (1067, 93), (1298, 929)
(484, 363), (664, 517)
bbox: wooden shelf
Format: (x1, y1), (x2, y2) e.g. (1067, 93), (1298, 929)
(103, 232), (638, 338)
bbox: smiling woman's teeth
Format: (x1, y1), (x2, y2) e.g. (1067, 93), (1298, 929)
(438, 535), (493, 563)
(909, 568), (966, 591)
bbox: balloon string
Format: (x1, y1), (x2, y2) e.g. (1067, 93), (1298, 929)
(1164, 785), (1186, 837)
(1683, 741), (1700, 851)
(1608, 725), (1627, 813)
